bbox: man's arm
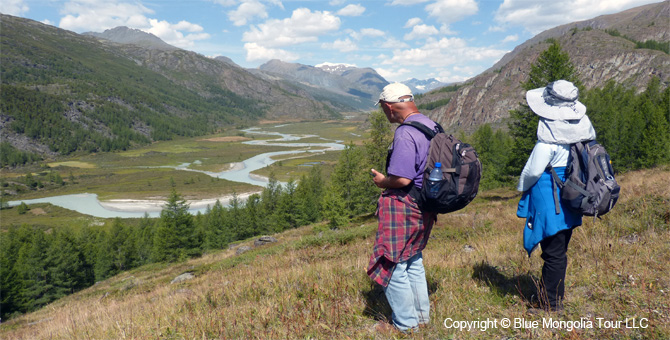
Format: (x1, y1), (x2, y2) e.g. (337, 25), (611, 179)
(371, 169), (412, 189)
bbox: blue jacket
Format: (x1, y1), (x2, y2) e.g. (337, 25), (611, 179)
(517, 167), (582, 256)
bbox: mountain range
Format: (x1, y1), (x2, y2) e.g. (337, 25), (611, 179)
(1, 1), (669, 157)
(421, 0), (669, 132)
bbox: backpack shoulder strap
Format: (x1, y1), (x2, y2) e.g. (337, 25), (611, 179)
(548, 166), (563, 215)
(399, 120), (443, 139)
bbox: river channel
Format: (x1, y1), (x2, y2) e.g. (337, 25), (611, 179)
(8, 127), (345, 218)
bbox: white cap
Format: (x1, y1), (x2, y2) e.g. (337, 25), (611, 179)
(376, 83), (413, 105)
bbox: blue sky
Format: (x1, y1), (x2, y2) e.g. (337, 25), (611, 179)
(1, 0), (663, 82)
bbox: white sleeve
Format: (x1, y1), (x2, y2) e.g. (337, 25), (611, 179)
(516, 142), (555, 192)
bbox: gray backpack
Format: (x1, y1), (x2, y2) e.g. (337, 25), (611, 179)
(402, 121), (482, 214)
(550, 140), (620, 219)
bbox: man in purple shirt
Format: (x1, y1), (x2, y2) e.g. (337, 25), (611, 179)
(368, 83), (438, 332)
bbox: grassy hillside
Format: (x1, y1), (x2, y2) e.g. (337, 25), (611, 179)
(1, 14), (266, 158)
(1, 166), (668, 339)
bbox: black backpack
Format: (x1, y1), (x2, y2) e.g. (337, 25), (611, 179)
(549, 140), (620, 219)
(402, 121), (482, 214)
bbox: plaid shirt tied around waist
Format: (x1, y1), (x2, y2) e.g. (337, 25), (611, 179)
(367, 189), (436, 287)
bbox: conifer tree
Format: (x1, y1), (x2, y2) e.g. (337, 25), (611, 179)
(472, 123), (513, 189)
(244, 194), (263, 236)
(152, 189), (196, 262)
(0, 227), (24, 319)
(507, 40), (581, 176)
(274, 179), (298, 231)
(365, 110), (393, 172)
(206, 200), (233, 250)
(228, 192), (245, 240)
(324, 143), (378, 227)
(15, 230), (52, 312)
(294, 166), (324, 226)
(47, 230), (87, 298)
(94, 229), (115, 281)
(108, 218), (134, 272)
(638, 77), (670, 167)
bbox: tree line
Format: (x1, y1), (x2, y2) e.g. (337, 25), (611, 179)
(1, 41), (668, 321)
(0, 153), (383, 320)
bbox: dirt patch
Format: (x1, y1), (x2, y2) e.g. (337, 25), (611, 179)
(47, 161), (96, 168)
(30, 208), (47, 215)
(199, 136), (252, 142)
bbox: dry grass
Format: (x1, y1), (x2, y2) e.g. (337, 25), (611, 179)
(2, 167), (669, 339)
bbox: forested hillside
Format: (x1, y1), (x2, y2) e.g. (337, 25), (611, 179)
(0, 15), (339, 164)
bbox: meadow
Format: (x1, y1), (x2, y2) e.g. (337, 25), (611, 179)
(1, 166), (667, 339)
(0, 120), (367, 206)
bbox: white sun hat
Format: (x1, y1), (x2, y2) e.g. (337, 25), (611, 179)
(376, 83), (413, 105)
(526, 80), (586, 120)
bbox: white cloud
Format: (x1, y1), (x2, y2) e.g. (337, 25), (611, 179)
(379, 37), (411, 49)
(59, 0), (153, 32)
(404, 17), (423, 28)
(389, 0), (430, 5)
(487, 25), (506, 33)
(404, 24), (439, 40)
(436, 69), (472, 83)
(337, 4), (365, 16)
(348, 28), (385, 40)
(382, 37), (506, 69)
(322, 38), (358, 52)
(439, 24), (456, 35)
(228, 0), (268, 26)
(494, 0), (660, 34)
(210, 0), (238, 6)
(244, 42), (299, 62)
(242, 8), (341, 47)
(375, 66), (412, 81)
(0, 0), (29, 16)
(501, 34), (518, 43)
(58, 1), (209, 48)
(147, 19), (211, 47)
(360, 28), (385, 37)
(426, 0), (478, 24)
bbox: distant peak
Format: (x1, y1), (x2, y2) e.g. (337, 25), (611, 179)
(315, 62), (357, 74)
(83, 26), (178, 50)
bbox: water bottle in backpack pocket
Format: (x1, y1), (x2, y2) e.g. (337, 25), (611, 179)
(427, 162), (443, 199)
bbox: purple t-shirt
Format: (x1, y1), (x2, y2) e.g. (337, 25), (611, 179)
(387, 114), (437, 189)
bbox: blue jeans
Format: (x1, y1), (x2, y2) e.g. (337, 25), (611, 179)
(383, 252), (430, 331)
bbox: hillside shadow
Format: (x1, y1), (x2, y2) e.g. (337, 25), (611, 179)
(362, 276), (439, 322)
(471, 261), (538, 304)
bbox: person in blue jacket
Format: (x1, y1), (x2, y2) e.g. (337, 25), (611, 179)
(516, 80), (596, 312)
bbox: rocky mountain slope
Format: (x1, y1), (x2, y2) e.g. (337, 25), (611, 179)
(205, 58), (392, 111)
(79, 27), (340, 120)
(402, 78), (450, 94)
(252, 59), (388, 111)
(422, 0), (670, 133)
(83, 26), (179, 50)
